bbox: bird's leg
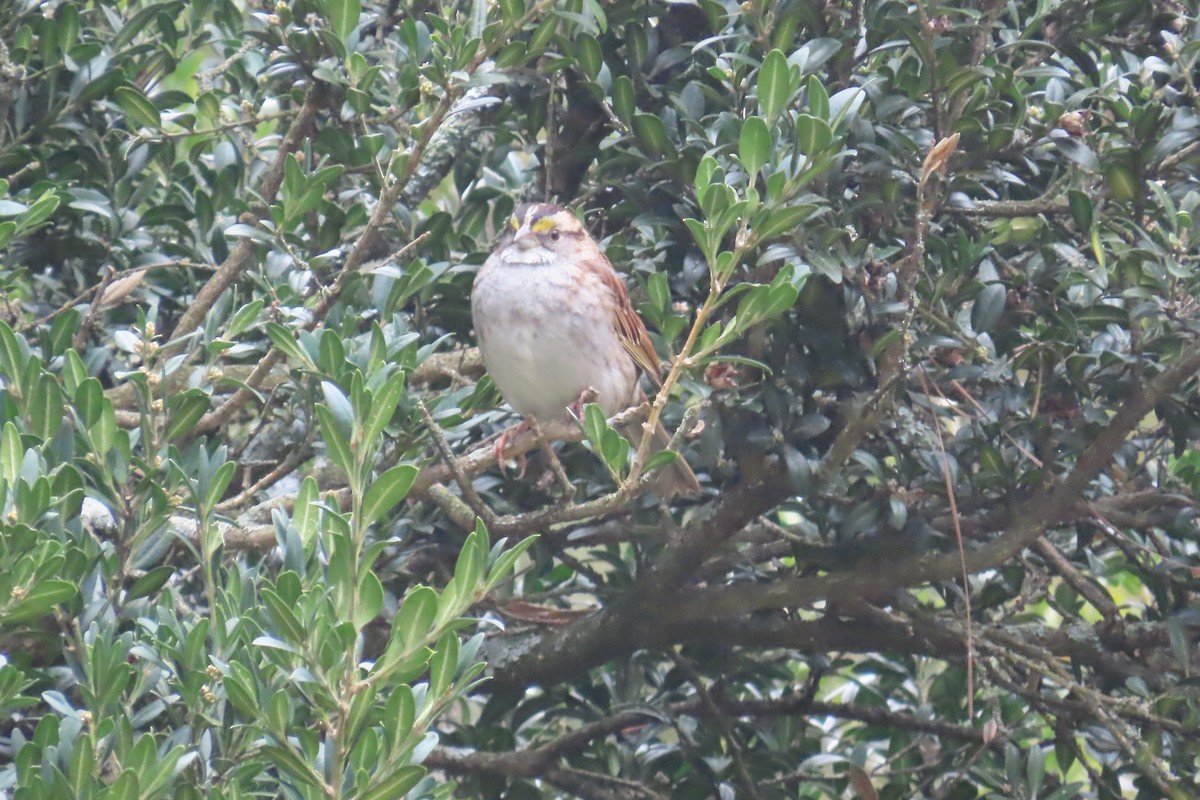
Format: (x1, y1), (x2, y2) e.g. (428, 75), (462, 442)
(529, 417), (576, 502)
(566, 386), (600, 421)
(494, 418), (532, 476)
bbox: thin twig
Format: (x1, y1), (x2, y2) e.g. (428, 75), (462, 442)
(1032, 536), (1119, 621)
(529, 418), (576, 502)
(72, 265), (117, 350)
(23, 262), (214, 332)
(1156, 139), (1200, 175)
(194, 231), (432, 435)
(945, 379), (1043, 467)
(543, 75), (556, 199)
(668, 651), (762, 800)
(418, 399), (496, 528)
(131, 110), (297, 144)
(215, 441), (312, 514)
(912, 367), (973, 718)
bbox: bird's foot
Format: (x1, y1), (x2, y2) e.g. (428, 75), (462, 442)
(566, 386), (600, 420)
(494, 419), (532, 477)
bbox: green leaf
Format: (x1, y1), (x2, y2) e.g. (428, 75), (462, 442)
(644, 449), (679, 474)
(62, 349), (87, 392)
(1055, 136), (1100, 172)
(139, 745), (184, 797)
(323, 0), (361, 41)
(485, 535), (538, 591)
(756, 204), (820, 240)
(454, 528), (486, 590)
(321, 380), (354, 433)
(971, 283), (1007, 333)
(1026, 746), (1045, 797)
(266, 322), (317, 370)
(27, 371), (63, 440)
(69, 728), (95, 793)
(828, 87), (866, 129)
(362, 371), (405, 453)
(739, 116), (771, 177)
(632, 113), (677, 159)
(0, 422), (22, 484)
(355, 571), (384, 629)
(386, 685), (415, 746)
(4, 580), (77, 625)
(757, 49), (793, 122)
(77, 68), (124, 104)
(360, 464), (418, 527)
(262, 588), (307, 644)
(1068, 189), (1092, 230)
(261, 744), (313, 786)
(497, 0), (525, 26)
(575, 33), (602, 80)
(0, 320), (26, 384)
(428, 630), (460, 698)
(318, 331), (347, 377)
(165, 390), (210, 440)
(106, 770), (140, 800)
(436, 576), (463, 624)
(600, 427), (629, 473)
(375, 646), (432, 687)
(684, 217), (714, 263)
(125, 566), (173, 601)
(795, 114), (832, 154)
(361, 766), (425, 800)
(316, 404), (354, 478)
(92, 402), (117, 459)
(223, 664), (260, 719)
(115, 86), (161, 128)
(612, 75), (635, 124)
(694, 155), (718, 196)
(203, 461), (236, 514)
(343, 680), (378, 745)
(227, 298), (265, 338)
(393, 586), (438, 651)
(17, 192), (60, 232)
(807, 74), (829, 120)
(293, 475), (320, 547)
(56, 4), (79, 53)
(223, 222), (273, 243)
(582, 403), (607, 450)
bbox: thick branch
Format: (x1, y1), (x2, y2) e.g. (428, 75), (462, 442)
(425, 690), (991, 792)
(673, 346), (1200, 621)
(488, 462), (792, 687)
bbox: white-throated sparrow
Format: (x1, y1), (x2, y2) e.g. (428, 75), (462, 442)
(471, 202), (700, 497)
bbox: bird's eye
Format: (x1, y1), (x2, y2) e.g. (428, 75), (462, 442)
(549, 230), (560, 241)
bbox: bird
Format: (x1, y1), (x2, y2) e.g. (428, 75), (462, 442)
(471, 202), (701, 497)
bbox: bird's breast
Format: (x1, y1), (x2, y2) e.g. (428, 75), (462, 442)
(472, 261), (637, 419)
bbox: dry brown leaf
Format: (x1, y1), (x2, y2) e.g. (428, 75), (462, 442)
(847, 765), (879, 800)
(921, 132), (961, 183)
(99, 269), (147, 308)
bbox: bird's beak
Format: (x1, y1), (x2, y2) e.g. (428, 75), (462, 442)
(512, 224), (538, 250)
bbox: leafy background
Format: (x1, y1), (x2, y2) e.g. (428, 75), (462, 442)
(0, 0), (1199, 798)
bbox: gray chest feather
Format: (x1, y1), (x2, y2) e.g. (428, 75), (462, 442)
(472, 262), (638, 418)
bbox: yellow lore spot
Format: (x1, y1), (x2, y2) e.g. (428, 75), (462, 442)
(531, 217), (556, 233)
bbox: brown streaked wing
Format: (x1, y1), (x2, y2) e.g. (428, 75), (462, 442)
(595, 255), (664, 388)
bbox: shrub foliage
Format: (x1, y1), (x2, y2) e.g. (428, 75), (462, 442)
(0, 0), (1198, 798)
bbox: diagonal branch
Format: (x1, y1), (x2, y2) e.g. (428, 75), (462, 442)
(168, 86), (321, 350)
(670, 344), (1200, 622)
